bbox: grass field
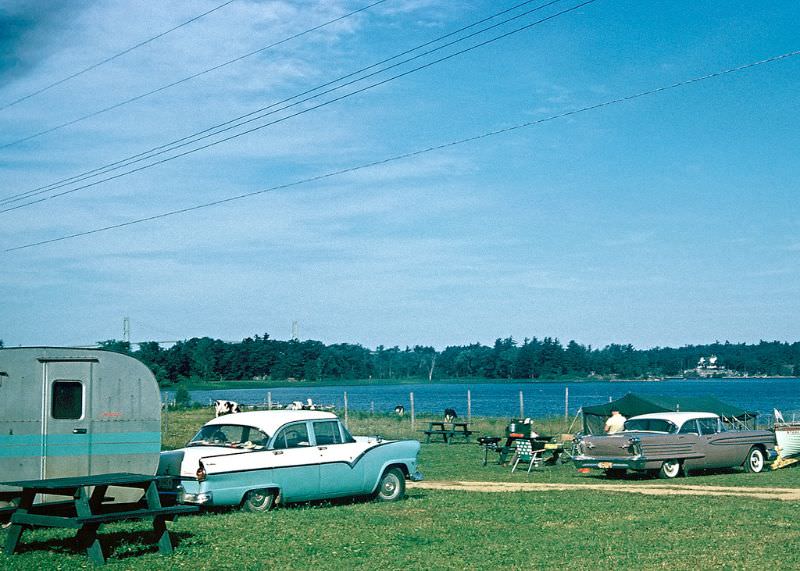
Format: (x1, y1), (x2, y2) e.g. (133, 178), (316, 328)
(2, 410), (799, 569)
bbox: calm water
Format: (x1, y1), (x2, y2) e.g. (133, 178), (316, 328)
(167, 378), (800, 420)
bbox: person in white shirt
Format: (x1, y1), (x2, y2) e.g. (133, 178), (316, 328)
(604, 409), (626, 433)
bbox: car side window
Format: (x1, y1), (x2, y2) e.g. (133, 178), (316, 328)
(697, 418), (718, 435)
(272, 423), (311, 449)
(678, 420), (698, 434)
(313, 421), (343, 446)
(242, 427), (270, 449)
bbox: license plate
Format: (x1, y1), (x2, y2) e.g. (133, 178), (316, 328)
(597, 462), (613, 469)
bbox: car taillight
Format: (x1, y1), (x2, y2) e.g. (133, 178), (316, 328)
(197, 463), (206, 482)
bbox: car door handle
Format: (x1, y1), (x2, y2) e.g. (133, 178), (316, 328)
(73, 428), (87, 434)
(273, 450), (283, 455)
(318, 446), (327, 450)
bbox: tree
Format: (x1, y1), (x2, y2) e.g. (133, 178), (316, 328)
(98, 339), (131, 354)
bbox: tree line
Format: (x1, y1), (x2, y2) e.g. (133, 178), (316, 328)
(96, 335), (800, 385)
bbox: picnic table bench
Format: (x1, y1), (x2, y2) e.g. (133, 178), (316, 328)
(2, 472), (198, 565)
(421, 421), (475, 444)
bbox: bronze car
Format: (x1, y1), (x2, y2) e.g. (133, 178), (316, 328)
(573, 411), (776, 478)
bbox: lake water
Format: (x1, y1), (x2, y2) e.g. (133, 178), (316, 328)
(167, 377), (800, 420)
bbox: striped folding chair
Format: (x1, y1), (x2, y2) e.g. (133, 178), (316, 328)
(510, 439), (544, 474)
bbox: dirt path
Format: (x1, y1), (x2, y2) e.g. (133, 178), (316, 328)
(409, 480), (800, 501)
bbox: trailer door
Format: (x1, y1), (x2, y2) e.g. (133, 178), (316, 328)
(42, 360), (93, 479)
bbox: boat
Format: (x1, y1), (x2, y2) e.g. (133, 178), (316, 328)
(772, 409), (800, 469)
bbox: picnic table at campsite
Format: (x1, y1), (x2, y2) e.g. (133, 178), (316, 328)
(2, 472), (198, 565)
(477, 419), (575, 466)
(422, 421), (475, 444)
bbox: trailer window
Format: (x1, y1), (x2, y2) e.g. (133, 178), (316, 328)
(52, 381), (83, 419)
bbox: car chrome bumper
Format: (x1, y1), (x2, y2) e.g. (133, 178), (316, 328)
(178, 487), (214, 505)
(573, 455), (649, 471)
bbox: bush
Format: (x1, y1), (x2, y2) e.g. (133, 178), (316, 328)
(174, 386), (192, 408)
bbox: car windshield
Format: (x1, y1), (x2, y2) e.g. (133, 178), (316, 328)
(188, 424), (270, 449)
(623, 418), (677, 433)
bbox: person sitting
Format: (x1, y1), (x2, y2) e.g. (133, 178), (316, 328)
(604, 409), (626, 434)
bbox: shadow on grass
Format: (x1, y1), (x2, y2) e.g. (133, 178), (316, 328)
(577, 466), (749, 481)
(11, 529), (193, 561)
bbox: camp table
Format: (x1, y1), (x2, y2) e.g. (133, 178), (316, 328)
(2, 472), (198, 565)
(422, 421), (449, 442)
(447, 422), (475, 443)
(422, 421), (475, 444)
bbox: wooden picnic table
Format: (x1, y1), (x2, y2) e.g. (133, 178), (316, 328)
(422, 421), (475, 444)
(2, 472), (198, 565)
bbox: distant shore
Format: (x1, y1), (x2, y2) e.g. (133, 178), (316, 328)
(172, 375), (800, 391)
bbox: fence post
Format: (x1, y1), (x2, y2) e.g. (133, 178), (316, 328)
(467, 389), (471, 422)
(344, 392), (349, 429)
(410, 392), (415, 430)
(267, 392), (272, 410)
(370, 400), (375, 415)
(519, 390), (524, 418)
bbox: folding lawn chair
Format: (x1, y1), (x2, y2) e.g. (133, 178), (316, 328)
(510, 439), (544, 474)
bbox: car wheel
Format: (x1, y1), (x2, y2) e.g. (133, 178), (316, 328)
(744, 447), (765, 473)
(241, 489), (275, 512)
(374, 467), (405, 502)
(658, 460), (681, 479)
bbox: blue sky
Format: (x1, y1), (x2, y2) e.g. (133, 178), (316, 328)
(0, 0), (798, 350)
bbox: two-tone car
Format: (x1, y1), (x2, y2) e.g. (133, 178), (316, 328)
(573, 411), (776, 479)
(157, 410), (422, 511)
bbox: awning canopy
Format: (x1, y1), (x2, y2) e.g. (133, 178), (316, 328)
(580, 392), (758, 434)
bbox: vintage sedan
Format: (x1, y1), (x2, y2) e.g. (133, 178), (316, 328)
(157, 410), (422, 511)
(573, 412), (776, 479)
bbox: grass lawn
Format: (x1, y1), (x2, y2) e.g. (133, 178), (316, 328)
(2, 410), (798, 569)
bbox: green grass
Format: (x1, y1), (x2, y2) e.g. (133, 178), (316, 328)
(3, 410), (799, 569)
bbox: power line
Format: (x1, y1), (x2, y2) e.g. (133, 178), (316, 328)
(0, 0), (391, 149)
(5, 49), (797, 254)
(0, 0), (583, 212)
(0, 0), (555, 207)
(0, 0), (238, 112)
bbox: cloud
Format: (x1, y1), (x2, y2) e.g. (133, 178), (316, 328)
(0, 1), (82, 80)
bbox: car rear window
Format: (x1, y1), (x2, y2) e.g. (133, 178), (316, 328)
(188, 424), (269, 449)
(624, 418), (677, 433)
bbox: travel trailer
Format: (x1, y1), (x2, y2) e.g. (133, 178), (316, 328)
(0, 347), (161, 504)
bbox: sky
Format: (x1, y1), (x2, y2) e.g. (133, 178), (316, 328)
(0, 0), (798, 351)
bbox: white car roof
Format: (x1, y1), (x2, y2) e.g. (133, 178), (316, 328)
(628, 411), (718, 427)
(204, 410), (337, 434)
